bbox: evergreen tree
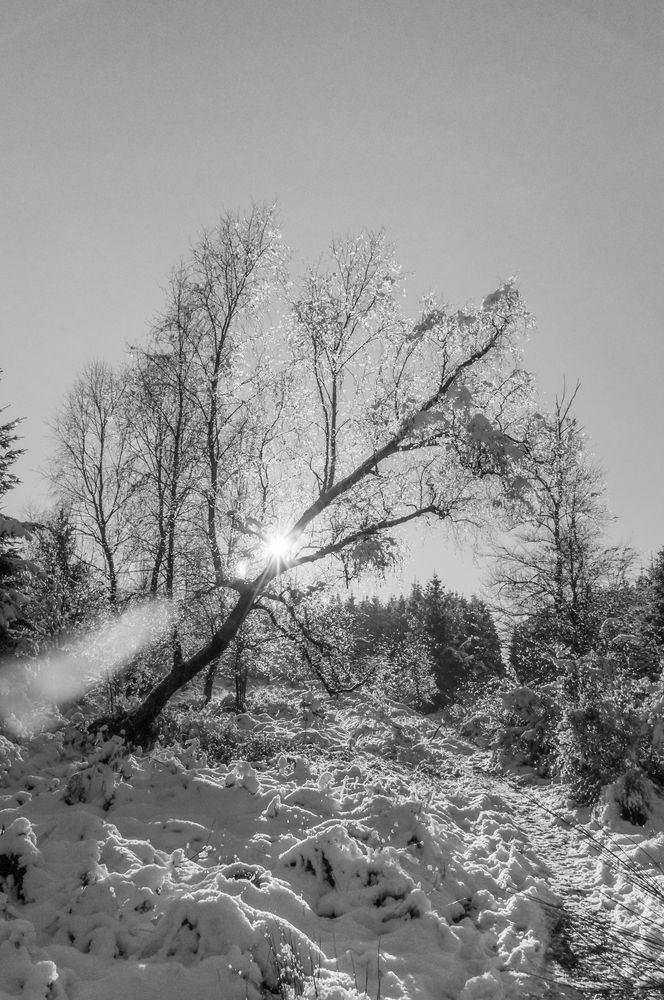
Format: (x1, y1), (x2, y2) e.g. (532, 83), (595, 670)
(460, 595), (504, 682)
(418, 575), (456, 708)
(409, 581), (424, 618)
(341, 576), (504, 708)
(508, 610), (560, 686)
(646, 548), (664, 649)
(0, 380), (33, 652)
(21, 506), (105, 652)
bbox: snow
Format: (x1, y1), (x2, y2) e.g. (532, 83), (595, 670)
(1, 692), (663, 998)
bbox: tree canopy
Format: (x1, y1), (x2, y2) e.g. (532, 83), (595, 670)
(48, 206), (535, 737)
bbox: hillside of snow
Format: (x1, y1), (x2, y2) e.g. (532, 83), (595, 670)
(2, 692), (664, 999)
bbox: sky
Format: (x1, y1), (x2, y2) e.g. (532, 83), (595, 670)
(1, 0), (663, 597)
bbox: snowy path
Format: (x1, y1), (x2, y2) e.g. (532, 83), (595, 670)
(479, 773), (596, 988)
(473, 769), (592, 903)
(315, 707), (615, 994)
(426, 731), (664, 998)
(423, 733), (595, 898)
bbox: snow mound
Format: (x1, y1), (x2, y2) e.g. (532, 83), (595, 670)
(0, 698), (570, 998)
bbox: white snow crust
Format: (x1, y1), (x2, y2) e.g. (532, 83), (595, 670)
(1, 694), (662, 999)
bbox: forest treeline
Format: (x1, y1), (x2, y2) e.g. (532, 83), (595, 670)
(337, 577), (503, 709)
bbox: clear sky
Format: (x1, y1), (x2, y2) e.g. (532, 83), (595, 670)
(2, 0), (663, 596)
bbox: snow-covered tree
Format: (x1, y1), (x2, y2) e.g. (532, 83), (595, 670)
(186, 205), (286, 587)
(490, 384), (631, 660)
(20, 505), (105, 652)
(126, 274), (202, 600)
(104, 224), (533, 739)
(645, 547), (664, 650)
(0, 378), (34, 650)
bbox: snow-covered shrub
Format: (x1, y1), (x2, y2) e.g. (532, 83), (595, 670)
(465, 652), (664, 813)
(449, 676), (504, 744)
(248, 683), (302, 717)
(279, 823), (428, 924)
(0, 733), (22, 786)
(555, 654), (650, 805)
(0, 918), (59, 1000)
(492, 683), (559, 774)
(365, 638), (436, 712)
(156, 704), (289, 765)
(607, 766), (654, 826)
(0, 818), (42, 903)
(62, 762), (117, 809)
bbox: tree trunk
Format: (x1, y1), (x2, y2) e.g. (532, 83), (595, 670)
(205, 389), (225, 587)
(202, 661), (217, 705)
(99, 529), (118, 604)
(234, 643), (247, 713)
(207, 494), (224, 586)
(150, 534), (165, 595)
(119, 581), (266, 741)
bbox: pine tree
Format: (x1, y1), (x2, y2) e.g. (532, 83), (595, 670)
(0, 379), (33, 652)
(461, 596), (504, 681)
(21, 506), (104, 651)
(418, 575), (456, 708)
(508, 610), (560, 686)
(646, 548), (664, 649)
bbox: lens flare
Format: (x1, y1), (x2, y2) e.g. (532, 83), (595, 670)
(0, 600), (172, 733)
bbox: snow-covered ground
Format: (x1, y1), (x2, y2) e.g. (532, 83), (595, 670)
(2, 692), (664, 999)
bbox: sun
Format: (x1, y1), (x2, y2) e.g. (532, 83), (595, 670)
(265, 533), (291, 561)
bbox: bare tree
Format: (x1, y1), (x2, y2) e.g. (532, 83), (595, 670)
(187, 204), (286, 586)
(50, 362), (135, 603)
(489, 383), (632, 653)
(127, 269), (202, 600)
(109, 232), (532, 740)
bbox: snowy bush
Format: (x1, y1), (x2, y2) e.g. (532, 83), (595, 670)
(554, 654), (652, 805)
(0, 818), (42, 903)
(604, 766), (655, 826)
(460, 651), (664, 815)
(156, 704), (289, 765)
(454, 678), (558, 771)
(493, 684), (559, 775)
(452, 677), (511, 745)
(0, 733), (22, 786)
(364, 641), (436, 712)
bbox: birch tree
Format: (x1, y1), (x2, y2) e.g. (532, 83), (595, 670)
(489, 385), (632, 658)
(127, 269), (202, 599)
(186, 204), (286, 586)
(50, 362), (135, 603)
(113, 231), (533, 739)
